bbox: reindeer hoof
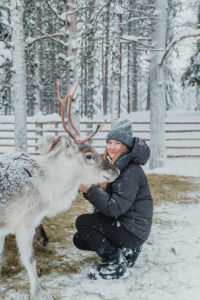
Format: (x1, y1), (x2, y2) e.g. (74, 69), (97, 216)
(34, 224), (49, 247)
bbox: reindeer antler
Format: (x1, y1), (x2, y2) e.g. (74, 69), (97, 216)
(56, 80), (106, 144)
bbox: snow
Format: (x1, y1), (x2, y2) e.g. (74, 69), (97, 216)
(52, 158), (200, 300)
(1, 141), (200, 300)
(0, 152), (38, 199)
(145, 157), (200, 177)
(0, 111), (200, 299)
(0, 42), (12, 65)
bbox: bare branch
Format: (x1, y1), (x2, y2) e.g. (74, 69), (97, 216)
(93, 1), (112, 28)
(161, 32), (200, 65)
(45, 0), (65, 23)
(45, 0), (79, 22)
(0, 39), (12, 47)
(26, 33), (66, 48)
(122, 16), (152, 25)
(0, 63), (10, 70)
(0, 21), (12, 29)
(0, 5), (10, 11)
(120, 35), (150, 48)
(121, 6), (155, 18)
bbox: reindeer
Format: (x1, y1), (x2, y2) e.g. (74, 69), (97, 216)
(0, 82), (119, 300)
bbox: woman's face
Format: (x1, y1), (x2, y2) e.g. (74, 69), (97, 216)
(107, 139), (122, 159)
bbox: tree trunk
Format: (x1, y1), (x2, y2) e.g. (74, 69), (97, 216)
(111, 1), (122, 124)
(103, 2), (110, 116)
(65, 0), (80, 132)
(146, 75), (150, 110)
(149, 0), (168, 169)
(132, 43), (138, 111)
(118, 0), (122, 117)
(34, 0), (42, 114)
(196, 84), (200, 110)
(87, 1), (95, 119)
(10, 0), (27, 152)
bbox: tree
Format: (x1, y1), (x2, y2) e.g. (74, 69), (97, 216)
(102, 1), (111, 115)
(34, 0), (43, 113)
(10, 0), (27, 152)
(111, 0), (122, 124)
(0, 2), (12, 114)
(181, 4), (200, 110)
(149, 0), (168, 169)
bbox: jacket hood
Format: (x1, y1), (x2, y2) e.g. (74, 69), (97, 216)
(114, 137), (150, 171)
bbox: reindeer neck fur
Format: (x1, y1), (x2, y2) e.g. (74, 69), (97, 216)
(40, 146), (83, 217)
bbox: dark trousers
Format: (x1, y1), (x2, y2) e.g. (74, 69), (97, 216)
(73, 213), (144, 259)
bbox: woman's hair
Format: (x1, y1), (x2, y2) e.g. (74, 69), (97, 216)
(100, 143), (129, 190)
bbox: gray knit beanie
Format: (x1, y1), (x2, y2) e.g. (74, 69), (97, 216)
(106, 119), (133, 147)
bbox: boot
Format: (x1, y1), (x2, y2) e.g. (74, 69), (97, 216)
(122, 246), (142, 268)
(87, 257), (108, 280)
(88, 250), (127, 280)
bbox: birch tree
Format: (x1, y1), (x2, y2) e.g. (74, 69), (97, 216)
(181, 4), (200, 111)
(111, 0), (123, 124)
(0, 2), (12, 115)
(127, 0), (139, 112)
(66, 0), (79, 131)
(10, 0), (27, 152)
(34, 0), (42, 113)
(149, 0), (168, 169)
(102, 2), (111, 115)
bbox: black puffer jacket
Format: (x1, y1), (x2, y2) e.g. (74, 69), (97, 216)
(83, 137), (153, 241)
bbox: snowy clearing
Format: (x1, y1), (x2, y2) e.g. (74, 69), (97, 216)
(1, 158), (200, 300)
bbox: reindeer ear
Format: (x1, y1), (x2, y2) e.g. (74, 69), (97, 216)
(61, 136), (78, 155)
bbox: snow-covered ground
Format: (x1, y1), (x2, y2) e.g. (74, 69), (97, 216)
(145, 157), (200, 177)
(2, 157), (200, 300)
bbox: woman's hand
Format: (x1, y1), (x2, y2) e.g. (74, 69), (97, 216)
(79, 184), (91, 193)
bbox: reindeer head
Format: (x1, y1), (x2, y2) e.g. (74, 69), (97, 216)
(76, 143), (120, 185)
(42, 136), (119, 185)
(40, 80), (119, 185)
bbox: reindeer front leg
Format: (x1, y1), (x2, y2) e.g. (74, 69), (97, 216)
(0, 236), (5, 299)
(16, 227), (54, 300)
(0, 236), (5, 277)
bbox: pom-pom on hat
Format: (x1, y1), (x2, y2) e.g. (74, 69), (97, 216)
(106, 119), (133, 147)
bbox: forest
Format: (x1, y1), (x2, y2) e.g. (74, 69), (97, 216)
(0, 0), (199, 117)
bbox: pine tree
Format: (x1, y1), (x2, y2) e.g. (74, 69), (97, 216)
(181, 4), (200, 110)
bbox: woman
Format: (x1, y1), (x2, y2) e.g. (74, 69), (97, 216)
(73, 119), (153, 280)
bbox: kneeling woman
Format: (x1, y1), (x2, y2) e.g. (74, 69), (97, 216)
(73, 119), (153, 280)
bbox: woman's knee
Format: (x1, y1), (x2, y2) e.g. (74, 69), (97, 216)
(73, 232), (79, 248)
(75, 214), (90, 231)
(73, 232), (92, 251)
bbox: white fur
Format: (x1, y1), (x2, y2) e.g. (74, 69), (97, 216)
(0, 136), (119, 300)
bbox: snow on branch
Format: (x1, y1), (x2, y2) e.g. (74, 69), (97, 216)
(121, 6), (155, 18)
(122, 16), (152, 25)
(0, 63), (9, 70)
(161, 29), (200, 65)
(25, 33), (66, 48)
(93, 1), (111, 28)
(0, 5), (10, 11)
(120, 34), (150, 48)
(0, 20), (12, 29)
(45, 0), (77, 22)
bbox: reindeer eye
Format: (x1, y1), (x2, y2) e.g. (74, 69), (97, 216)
(86, 153), (93, 160)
